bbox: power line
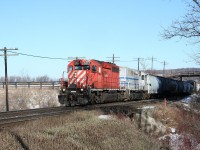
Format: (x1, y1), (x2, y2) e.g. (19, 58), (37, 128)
(7, 51), (69, 60)
(119, 60), (135, 62)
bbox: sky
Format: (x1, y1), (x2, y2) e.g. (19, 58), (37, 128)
(0, 0), (199, 79)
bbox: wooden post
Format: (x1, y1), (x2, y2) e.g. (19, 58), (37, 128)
(52, 82), (54, 89)
(40, 82), (42, 89)
(15, 82), (17, 89)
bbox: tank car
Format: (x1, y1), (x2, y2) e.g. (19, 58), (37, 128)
(146, 75), (194, 97)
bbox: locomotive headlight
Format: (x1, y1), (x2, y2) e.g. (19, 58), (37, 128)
(63, 88), (66, 91)
(81, 88), (83, 91)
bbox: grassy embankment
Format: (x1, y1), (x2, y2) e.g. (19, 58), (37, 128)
(0, 110), (159, 150)
(0, 88), (59, 111)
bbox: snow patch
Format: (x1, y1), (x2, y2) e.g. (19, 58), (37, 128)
(141, 106), (155, 109)
(181, 94), (198, 104)
(170, 128), (176, 134)
(159, 132), (200, 150)
(98, 115), (112, 120)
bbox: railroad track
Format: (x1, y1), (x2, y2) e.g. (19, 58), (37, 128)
(0, 98), (174, 128)
(0, 106), (74, 128)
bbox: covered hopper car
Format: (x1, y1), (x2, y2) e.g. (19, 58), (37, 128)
(58, 59), (195, 106)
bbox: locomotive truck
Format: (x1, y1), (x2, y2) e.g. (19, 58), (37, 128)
(58, 59), (195, 106)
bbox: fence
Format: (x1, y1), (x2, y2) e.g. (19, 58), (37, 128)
(0, 81), (60, 89)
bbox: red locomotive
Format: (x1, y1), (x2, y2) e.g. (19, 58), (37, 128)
(58, 59), (121, 106)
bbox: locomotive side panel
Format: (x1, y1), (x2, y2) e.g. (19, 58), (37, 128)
(119, 67), (140, 90)
(102, 62), (119, 89)
(87, 60), (103, 89)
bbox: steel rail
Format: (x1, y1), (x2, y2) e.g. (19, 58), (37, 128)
(0, 98), (175, 128)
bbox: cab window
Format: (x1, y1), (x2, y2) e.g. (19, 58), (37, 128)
(83, 65), (90, 70)
(142, 75), (144, 80)
(68, 66), (73, 72)
(92, 65), (96, 72)
(75, 66), (82, 70)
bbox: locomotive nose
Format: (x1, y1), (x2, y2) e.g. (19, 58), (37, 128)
(74, 72), (77, 78)
(69, 70), (87, 88)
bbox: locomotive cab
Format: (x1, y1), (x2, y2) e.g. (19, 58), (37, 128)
(59, 59), (101, 106)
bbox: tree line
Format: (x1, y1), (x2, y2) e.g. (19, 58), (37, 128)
(162, 0), (200, 64)
(0, 75), (57, 82)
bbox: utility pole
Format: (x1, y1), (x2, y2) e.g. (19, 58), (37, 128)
(161, 60), (168, 76)
(106, 54), (120, 64)
(133, 57), (144, 71)
(151, 56), (157, 72)
(146, 56), (157, 74)
(0, 47), (18, 111)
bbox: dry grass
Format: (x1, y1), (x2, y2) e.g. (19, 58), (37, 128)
(191, 96), (200, 110)
(1, 110), (160, 150)
(175, 107), (200, 142)
(0, 130), (22, 150)
(0, 88), (59, 111)
(152, 103), (200, 149)
(153, 103), (200, 137)
(152, 103), (180, 127)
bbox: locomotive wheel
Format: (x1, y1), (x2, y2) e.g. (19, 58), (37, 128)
(143, 93), (150, 99)
(89, 93), (96, 104)
(64, 101), (70, 107)
(95, 95), (101, 103)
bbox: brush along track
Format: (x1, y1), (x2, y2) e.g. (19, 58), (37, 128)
(0, 106), (81, 128)
(0, 98), (173, 128)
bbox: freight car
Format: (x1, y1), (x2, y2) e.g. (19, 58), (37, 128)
(119, 67), (194, 100)
(58, 59), (195, 106)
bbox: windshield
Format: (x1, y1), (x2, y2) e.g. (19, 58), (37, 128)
(83, 65), (90, 70)
(75, 65), (90, 70)
(75, 66), (82, 70)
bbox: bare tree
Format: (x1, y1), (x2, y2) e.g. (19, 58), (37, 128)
(140, 59), (149, 72)
(0, 75), (54, 82)
(162, 0), (200, 43)
(35, 75), (53, 82)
